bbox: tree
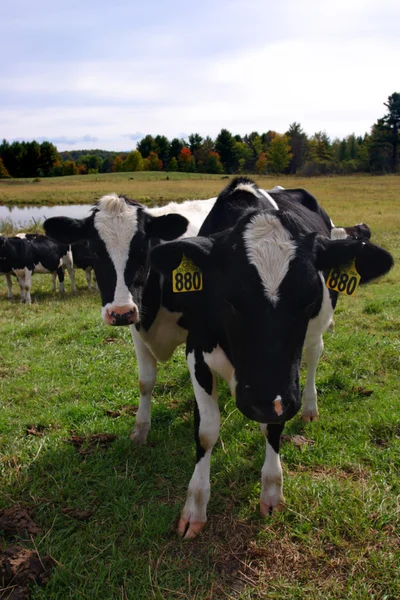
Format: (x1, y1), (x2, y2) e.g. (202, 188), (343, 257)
(205, 151), (223, 174)
(39, 141), (59, 176)
(112, 156), (124, 172)
(215, 129), (238, 173)
(137, 135), (157, 158)
(145, 151), (162, 171)
(255, 152), (268, 174)
(154, 135), (170, 168)
(266, 134), (292, 174)
(124, 150), (144, 172)
(168, 156), (178, 171)
(286, 122), (308, 173)
(381, 92), (400, 172)
(178, 147), (195, 172)
(61, 160), (79, 176)
(170, 138), (185, 159)
(0, 157), (11, 178)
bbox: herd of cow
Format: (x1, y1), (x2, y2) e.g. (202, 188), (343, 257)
(1, 178), (394, 539)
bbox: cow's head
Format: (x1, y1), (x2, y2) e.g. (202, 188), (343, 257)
(151, 209), (393, 423)
(44, 194), (188, 325)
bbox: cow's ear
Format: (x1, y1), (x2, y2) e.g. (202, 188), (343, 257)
(44, 216), (92, 244)
(145, 214), (189, 241)
(151, 236), (214, 274)
(315, 237), (394, 284)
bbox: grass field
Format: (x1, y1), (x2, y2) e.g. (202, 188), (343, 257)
(0, 175), (399, 599)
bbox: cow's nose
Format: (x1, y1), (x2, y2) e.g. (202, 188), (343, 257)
(106, 305), (138, 326)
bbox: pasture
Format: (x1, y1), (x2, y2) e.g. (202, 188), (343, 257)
(0, 175), (399, 599)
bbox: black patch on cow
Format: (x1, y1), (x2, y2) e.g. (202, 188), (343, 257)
(267, 423), (285, 454)
(193, 348), (213, 397)
(193, 400), (205, 462)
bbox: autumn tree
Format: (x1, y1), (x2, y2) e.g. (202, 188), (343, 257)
(255, 152), (268, 174)
(178, 147), (195, 172)
(112, 155), (124, 172)
(145, 151), (162, 171)
(205, 151), (223, 174)
(266, 134), (292, 174)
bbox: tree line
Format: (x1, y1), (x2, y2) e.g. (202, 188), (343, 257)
(0, 93), (399, 179)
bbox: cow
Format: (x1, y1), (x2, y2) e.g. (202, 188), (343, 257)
(0, 233), (76, 303)
(71, 240), (97, 291)
(43, 179), (394, 537)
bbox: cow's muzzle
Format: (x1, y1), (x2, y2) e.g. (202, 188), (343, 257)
(105, 306), (138, 326)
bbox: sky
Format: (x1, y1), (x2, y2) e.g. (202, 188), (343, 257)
(1, 0), (399, 152)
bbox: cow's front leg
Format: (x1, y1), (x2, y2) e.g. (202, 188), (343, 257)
(301, 335), (323, 421)
(130, 326), (157, 445)
(259, 423), (285, 516)
(179, 350), (219, 539)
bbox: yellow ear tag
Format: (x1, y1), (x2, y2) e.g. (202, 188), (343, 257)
(172, 255), (203, 293)
(326, 259), (361, 296)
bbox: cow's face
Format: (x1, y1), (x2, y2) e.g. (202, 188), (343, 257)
(151, 210), (393, 424)
(213, 212), (321, 423)
(44, 194), (188, 326)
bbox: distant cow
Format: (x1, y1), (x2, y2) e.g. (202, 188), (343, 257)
(71, 240), (97, 291)
(44, 179), (394, 538)
(0, 233), (76, 303)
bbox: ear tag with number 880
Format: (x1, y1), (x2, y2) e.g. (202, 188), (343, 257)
(172, 255), (203, 293)
(326, 259), (361, 296)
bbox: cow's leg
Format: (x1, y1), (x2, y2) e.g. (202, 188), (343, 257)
(301, 281), (334, 421)
(85, 268), (92, 291)
(22, 269), (32, 304)
(301, 335), (323, 421)
(259, 423), (285, 516)
(51, 272), (57, 291)
(57, 267), (65, 293)
(178, 350), (219, 539)
(66, 264), (77, 292)
(5, 274), (13, 299)
(130, 326), (157, 445)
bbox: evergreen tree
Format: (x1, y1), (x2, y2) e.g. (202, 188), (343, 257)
(0, 157), (11, 178)
(137, 135), (157, 158)
(215, 129), (238, 173)
(381, 92), (400, 172)
(286, 122), (308, 173)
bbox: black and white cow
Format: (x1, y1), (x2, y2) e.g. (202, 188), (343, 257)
(71, 240), (97, 291)
(43, 180), (393, 538)
(0, 233), (76, 303)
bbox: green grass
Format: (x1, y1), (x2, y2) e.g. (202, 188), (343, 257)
(0, 177), (399, 599)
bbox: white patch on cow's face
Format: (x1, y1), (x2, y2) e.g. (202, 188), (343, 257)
(234, 182), (259, 196)
(243, 213), (296, 306)
(94, 194), (139, 313)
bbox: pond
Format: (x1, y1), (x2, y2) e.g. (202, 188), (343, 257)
(0, 204), (93, 228)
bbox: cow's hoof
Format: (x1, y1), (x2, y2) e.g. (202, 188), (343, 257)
(177, 518), (206, 540)
(130, 423), (150, 445)
(301, 411), (318, 422)
(260, 501), (285, 517)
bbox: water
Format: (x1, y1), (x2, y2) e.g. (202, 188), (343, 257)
(0, 204), (93, 228)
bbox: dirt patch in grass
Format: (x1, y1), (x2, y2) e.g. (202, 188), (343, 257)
(0, 508), (40, 538)
(0, 545), (55, 600)
(105, 405), (137, 418)
(281, 435), (315, 448)
(67, 433), (117, 455)
(61, 508), (94, 521)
